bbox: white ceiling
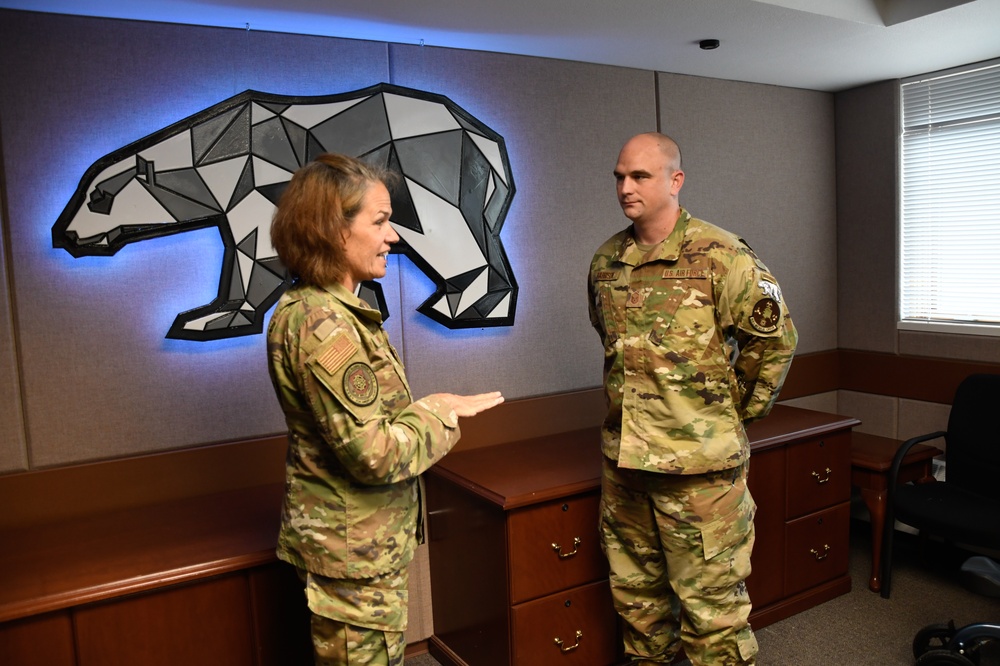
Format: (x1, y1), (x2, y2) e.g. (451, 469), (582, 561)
(2, 0), (999, 91)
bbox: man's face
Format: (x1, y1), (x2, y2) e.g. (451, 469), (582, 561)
(613, 136), (682, 225)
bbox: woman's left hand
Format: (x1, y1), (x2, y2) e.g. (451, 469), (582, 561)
(432, 391), (505, 418)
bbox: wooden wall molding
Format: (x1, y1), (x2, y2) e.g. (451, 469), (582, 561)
(779, 350), (840, 399)
(3, 348), (998, 531)
(774, 348), (1000, 405)
(838, 349), (1000, 404)
(0, 436), (288, 531)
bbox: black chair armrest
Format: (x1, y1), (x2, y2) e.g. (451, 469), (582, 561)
(880, 429), (947, 599)
(887, 431), (946, 488)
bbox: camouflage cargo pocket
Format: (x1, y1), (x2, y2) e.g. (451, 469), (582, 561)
(698, 492), (755, 590)
(737, 624), (759, 661)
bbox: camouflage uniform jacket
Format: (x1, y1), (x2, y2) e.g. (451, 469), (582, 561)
(267, 281), (461, 579)
(588, 209), (798, 475)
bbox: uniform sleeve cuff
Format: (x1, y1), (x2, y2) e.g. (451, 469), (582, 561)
(413, 397), (459, 429)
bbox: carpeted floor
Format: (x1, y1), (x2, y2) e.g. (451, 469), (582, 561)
(753, 521), (999, 665)
(407, 520), (1000, 665)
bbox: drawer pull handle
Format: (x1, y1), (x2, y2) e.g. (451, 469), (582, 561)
(552, 536), (582, 559)
(810, 545), (830, 561)
(554, 630), (583, 653)
(811, 468), (832, 484)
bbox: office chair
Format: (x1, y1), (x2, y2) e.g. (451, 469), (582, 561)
(880, 373), (1000, 600)
(909, 557), (1000, 664)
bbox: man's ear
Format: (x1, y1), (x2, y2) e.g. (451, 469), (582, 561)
(670, 169), (685, 195)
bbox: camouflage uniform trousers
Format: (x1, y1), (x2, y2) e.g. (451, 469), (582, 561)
(309, 617), (404, 666)
(298, 568), (408, 665)
(600, 456), (759, 665)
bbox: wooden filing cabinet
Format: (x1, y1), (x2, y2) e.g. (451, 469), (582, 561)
(425, 431), (618, 666)
(744, 406), (858, 627)
(784, 435), (853, 595)
(426, 406), (859, 665)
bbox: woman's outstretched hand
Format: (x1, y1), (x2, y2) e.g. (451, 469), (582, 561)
(434, 391), (504, 418)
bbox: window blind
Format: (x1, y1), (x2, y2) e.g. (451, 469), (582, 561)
(899, 59), (1000, 334)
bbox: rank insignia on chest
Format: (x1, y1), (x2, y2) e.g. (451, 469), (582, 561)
(343, 362), (379, 406)
(749, 298), (781, 333)
(626, 289), (647, 308)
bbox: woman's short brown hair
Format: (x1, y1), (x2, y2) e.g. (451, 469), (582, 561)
(271, 153), (393, 287)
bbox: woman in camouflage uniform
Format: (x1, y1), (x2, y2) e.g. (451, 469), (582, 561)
(267, 154), (503, 665)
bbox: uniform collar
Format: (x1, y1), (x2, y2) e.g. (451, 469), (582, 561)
(615, 208), (692, 266)
(322, 282), (384, 324)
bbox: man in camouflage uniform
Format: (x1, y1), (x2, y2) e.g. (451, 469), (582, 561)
(588, 133), (797, 665)
(268, 154), (503, 665)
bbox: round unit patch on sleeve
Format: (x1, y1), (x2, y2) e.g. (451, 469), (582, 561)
(749, 298), (781, 333)
(343, 362), (379, 406)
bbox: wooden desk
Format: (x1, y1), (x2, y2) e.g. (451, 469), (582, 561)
(0, 484), (312, 666)
(426, 405), (860, 666)
(850, 432), (942, 592)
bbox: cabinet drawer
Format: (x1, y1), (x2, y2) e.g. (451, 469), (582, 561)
(783, 502), (850, 596)
(511, 579), (619, 666)
(508, 493), (606, 604)
(786, 433), (851, 519)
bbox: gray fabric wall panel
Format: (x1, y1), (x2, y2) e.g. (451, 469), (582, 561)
(898, 329), (1000, 362)
(0, 188), (28, 473)
(834, 80), (899, 354)
(0, 11), (392, 467)
(388, 45), (656, 400)
(0, 8), (842, 470)
(656, 73), (838, 355)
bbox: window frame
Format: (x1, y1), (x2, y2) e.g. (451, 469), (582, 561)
(896, 58), (1000, 338)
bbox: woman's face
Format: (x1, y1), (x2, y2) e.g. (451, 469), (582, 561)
(340, 181), (399, 292)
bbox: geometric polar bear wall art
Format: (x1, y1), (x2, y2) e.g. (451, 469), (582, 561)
(52, 83), (517, 341)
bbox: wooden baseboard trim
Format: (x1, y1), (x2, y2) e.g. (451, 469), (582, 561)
(404, 638), (431, 658)
(428, 635), (467, 666)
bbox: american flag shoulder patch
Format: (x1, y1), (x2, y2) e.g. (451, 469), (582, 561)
(316, 332), (358, 375)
